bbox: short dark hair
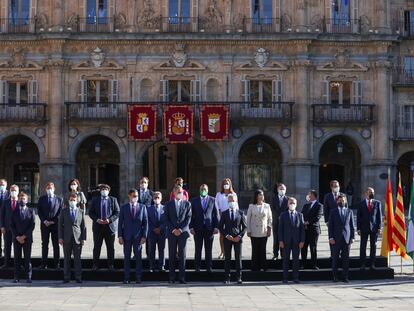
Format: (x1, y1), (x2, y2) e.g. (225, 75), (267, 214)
(330, 180), (339, 187)
(68, 193), (78, 200)
(99, 184), (111, 191)
(253, 189), (265, 204)
(128, 189), (138, 195)
(18, 192), (28, 199)
(309, 190), (318, 199)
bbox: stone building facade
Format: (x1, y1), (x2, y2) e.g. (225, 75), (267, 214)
(0, 0), (413, 208)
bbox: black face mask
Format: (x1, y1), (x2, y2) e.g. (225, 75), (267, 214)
(368, 193), (374, 200)
(19, 201), (26, 207)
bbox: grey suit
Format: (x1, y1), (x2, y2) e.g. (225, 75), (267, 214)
(58, 207), (86, 281)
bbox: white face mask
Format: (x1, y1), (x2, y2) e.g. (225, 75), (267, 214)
(223, 184), (230, 190)
(0, 185), (6, 191)
(131, 197), (138, 204)
(70, 185), (77, 191)
(228, 202), (238, 210)
(101, 190), (109, 197)
(288, 204), (296, 211)
(176, 193), (183, 200)
(278, 190), (286, 196)
(10, 190), (18, 198)
(332, 187), (340, 193)
(69, 201), (77, 209)
(47, 189), (54, 196)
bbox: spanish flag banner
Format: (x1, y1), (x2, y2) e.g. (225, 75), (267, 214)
(380, 175), (395, 257)
(393, 173), (408, 259)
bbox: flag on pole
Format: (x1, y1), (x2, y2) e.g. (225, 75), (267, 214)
(406, 178), (414, 259)
(393, 173), (408, 259)
(381, 174), (395, 257)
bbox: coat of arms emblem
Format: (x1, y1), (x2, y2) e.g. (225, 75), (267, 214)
(169, 112), (189, 135)
(136, 113), (149, 133)
(208, 113), (220, 133)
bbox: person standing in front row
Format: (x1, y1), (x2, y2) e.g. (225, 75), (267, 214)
(147, 192), (167, 272)
(247, 189), (272, 272)
(118, 189), (148, 284)
(0, 178), (10, 261)
(165, 185), (192, 284)
(190, 184), (219, 273)
(357, 187), (382, 270)
(219, 194), (246, 285)
(271, 183), (289, 260)
(89, 184), (120, 270)
(278, 197), (305, 284)
(11, 192), (35, 283)
(68, 179), (87, 210)
(59, 193), (86, 284)
(329, 194), (355, 283)
(37, 182), (63, 270)
(215, 178), (237, 259)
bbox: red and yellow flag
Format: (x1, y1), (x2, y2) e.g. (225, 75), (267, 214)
(381, 175), (395, 257)
(393, 173), (409, 259)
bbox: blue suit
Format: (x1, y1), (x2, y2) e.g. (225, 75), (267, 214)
(164, 199), (192, 282)
(37, 194), (63, 267)
(328, 207), (355, 280)
(0, 198), (17, 265)
(118, 202), (148, 281)
(147, 204), (167, 270)
(278, 211), (305, 281)
(190, 195), (219, 271)
(0, 190), (10, 259)
(357, 199), (382, 267)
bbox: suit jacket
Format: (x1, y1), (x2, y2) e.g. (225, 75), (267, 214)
(301, 201), (323, 234)
(218, 209), (247, 240)
(118, 202), (148, 241)
(0, 190), (10, 206)
(323, 192), (345, 223)
(328, 207), (355, 244)
(271, 194), (288, 224)
(89, 196), (120, 233)
(147, 204), (167, 238)
(190, 195), (219, 233)
(0, 198), (18, 230)
(37, 194), (64, 224)
(58, 207), (87, 245)
(138, 189), (153, 208)
(164, 199), (192, 238)
(278, 211), (305, 245)
(357, 199), (382, 234)
(10, 206), (36, 243)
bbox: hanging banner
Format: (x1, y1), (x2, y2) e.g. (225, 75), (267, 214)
(128, 105), (157, 141)
(199, 105), (229, 141)
(163, 105), (194, 144)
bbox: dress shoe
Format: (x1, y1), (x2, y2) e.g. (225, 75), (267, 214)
(26, 279), (32, 284)
(370, 265), (376, 270)
(108, 265), (115, 271)
(160, 267), (166, 272)
(272, 256), (278, 261)
(237, 278), (243, 284)
(63, 279), (70, 284)
(195, 268), (200, 272)
(149, 269), (154, 273)
(207, 269), (213, 274)
(342, 278), (350, 283)
(360, 265), (366, 271)
(75, 279), (82, 284)
(299, 265), (304, 270)
(179, 279), (187, 284)
(333, 276), (338, 283)
(13, 279), (19, 283)
(168, 280), (175, 284)
(224, 278), (231, 284)
(39, 264), (47, 270)
(54, 264), (61, 270)
(123, 280), (130, 284)
(136, 279), (142, 284)
(312, 266), (319, 270)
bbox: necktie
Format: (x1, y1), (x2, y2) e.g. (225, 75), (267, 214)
(20, 207), (25, 219)
(176, 200), (180, 217)
(202, 197), (206, 210)
(279, 196), (283, 206)
(290, 212), (294, 225)
(157, 206), (161, 221)
(0, 192), (3, 200)
(12, 200), (16, 211)
(131, 204), (135, 219)
(102, 198), (107, 220)
(368, 200), (372, 213)
(231, 209), (234, 221)
(71, 208), (76, 221)
(48, 196), (52, 208)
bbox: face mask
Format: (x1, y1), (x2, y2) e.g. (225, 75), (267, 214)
(200, 190), (208, 197)
(47, 189), (54, 196)
(101, 190), (109, 197)
(69, 201), (77, 209)
(306, 195), (310, 202)
(140, 184), (147, 191)
(10, 190), (18, 198)
(178, 183), (183, 188)
(278, 190), (286, 196)
(228, 202), (238, 210)
(338, 202), (344, 207)
(19, 200), (27, 207)
(176, 193), (183, 200)
(332, 187), (340, 193)
(288, 204), (296, 211)
(131, 197), (138, 204)
(153, 199), (161, 205)
(0, 185), (6, 191)
(368, 193), (374, 200)
(70, 185), (77, 191)
(223, 184), (230, 190)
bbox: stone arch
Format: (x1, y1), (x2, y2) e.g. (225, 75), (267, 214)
(0, 128), (45, 162)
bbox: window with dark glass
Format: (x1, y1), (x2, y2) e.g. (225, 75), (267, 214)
(87, 0), (108, 24)
(168, 80), (191, 102)
(169, 0), (190, 24)
(8, 0), (30, 24)
(252, 0), (272, 24)
(329, 81), (351, 107)
(6, 82), (28, 105)
(87, 80), (109, 103)
(250, 80), (273, 107)
(332, 0), (350, 22)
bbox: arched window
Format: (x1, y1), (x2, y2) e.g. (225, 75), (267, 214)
(140, 79), (153, 101)
(252, 0), (272, 24)
(206, 78), (220, 101)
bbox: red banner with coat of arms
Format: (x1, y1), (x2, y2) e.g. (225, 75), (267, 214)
(128, 105), (157, 141)
(199, 105), (229, 141)
(163, 105), (194, 144)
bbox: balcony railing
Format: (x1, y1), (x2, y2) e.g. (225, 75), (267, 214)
(161, 17), (198, 33)
(65, 101), (294, 122)
(312, 104), (375, 125)
(0, 18), (36, 33)
(243, 18), (282, 33)
(395, 120), (414, 140)
(392, 19), (414, 37)
(393, 67), (414, 85)
(76, 17), (114, 32)
(324, 18), (361, 34)
(0, 103), (47, 122)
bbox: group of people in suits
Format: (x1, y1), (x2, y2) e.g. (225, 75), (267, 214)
(0, 176), (383, 285)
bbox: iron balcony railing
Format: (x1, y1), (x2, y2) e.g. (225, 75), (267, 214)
(393, 67), (414, 85)
(65, 101), (295, 122)
(0, 18), (37, 33)
(324, 18), (361, 34)
(0, 103), (47, 122)
(76, 16), (114, 32)
(312, 103), (375, 125)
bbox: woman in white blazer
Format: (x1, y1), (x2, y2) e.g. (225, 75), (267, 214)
(247, 189), (272, 271)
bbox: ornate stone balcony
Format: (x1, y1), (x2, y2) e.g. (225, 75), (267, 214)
(311, 103), (375, 125)
(0, 103), (47, 123)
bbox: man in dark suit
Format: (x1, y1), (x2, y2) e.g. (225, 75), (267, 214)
(164, 185), (192, 284)
(301, 190), (323, 270)
(219, 194), (246, 284)
(59, 193), (86, 283)
(37, 182), (64, 269)
(10, 192), (35, 283)
(118, 189), (148, 284)
(329, 194), (355, 283)
(323, 180), (345, 224)
(138, 177), (153, 208)
(271, 183), (288, 260)
(89, 184), (120, 270)
(0, 184), (19, 268)
(357, 187), (382, 270)
(147, 191), (167, 272)
(190, 184), (219, 273)
(279, 197), (305, 283)
(0, 178), (9, 260)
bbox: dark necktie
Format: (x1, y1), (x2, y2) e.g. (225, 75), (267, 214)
(102, 199), (108, 220)
(157, 206), (161, 221)
(20, 207), (25, 219)
(231, 209), (234, 221)
(48, 196), (52, 208)
(12, 200), (16, 211)
(290, 212), (294, 225)
(131, 204), (135, 219)
(71, 208), (76, 222)
(202, 197), (206, 210)
(368, 200), (372, 213)
(0, 192), (3, 200)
